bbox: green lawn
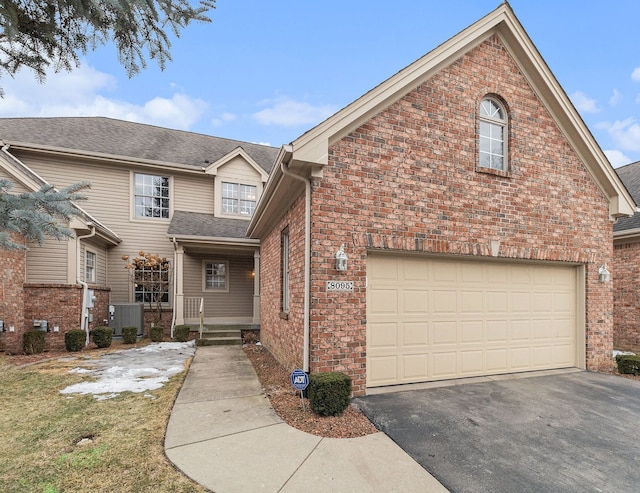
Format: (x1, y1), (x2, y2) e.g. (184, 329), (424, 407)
(0, 354), (207, 493)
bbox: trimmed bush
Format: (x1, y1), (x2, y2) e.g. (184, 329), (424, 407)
(65, 329), (85, 352)
(150, 326), (164, 342)
(173, 325), (190, 342)
(23, 330), (45, 355)
(92, 326), (113, 348)
(616, 354), (640, 375)
(122, 326), (138, 344)
(308, 371), (352, 417)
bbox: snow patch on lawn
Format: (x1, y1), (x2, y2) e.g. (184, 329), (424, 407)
(60, 341), (196, 400)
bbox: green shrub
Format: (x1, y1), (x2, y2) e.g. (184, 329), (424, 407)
(308, 371), (352, 417)
(65, 329), (85, 352)
(23, 330), (45, 355)
(92, 326), (113, 348)
(173, 325), (190, 342)
(150, 326), (164, 342)
(617, 354), (640, 375)
(122, 326), (138, 344)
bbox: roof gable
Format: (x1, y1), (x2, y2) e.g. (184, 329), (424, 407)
(204, 146), (269, 181)
(277, 2), (634, 221)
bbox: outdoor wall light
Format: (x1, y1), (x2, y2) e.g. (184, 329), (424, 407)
(335, 244), (348, 271)
(598, 264), (611, 283)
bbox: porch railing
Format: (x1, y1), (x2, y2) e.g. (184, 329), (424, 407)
(184, 296), (204, 337)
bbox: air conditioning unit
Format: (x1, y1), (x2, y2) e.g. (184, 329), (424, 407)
(109, 303), (144, 337)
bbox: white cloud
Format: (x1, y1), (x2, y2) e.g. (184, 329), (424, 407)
(0, 64), (207, 131)
(604, 149), (632, 168)
(632, 67), (640, 82)
(570, 91), (599, 113)
(609, 88), (622, 107)
(211, 112), (237, 127)
(252, 97), (338, 127)
(603, 118), (640, 153)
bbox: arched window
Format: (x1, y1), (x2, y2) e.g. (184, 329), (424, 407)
(479, 97), (507, 171)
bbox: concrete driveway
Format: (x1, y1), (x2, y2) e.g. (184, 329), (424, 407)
(353, 371), (640, 493)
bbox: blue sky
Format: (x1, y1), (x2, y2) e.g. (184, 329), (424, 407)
(2, 0), (640, 167)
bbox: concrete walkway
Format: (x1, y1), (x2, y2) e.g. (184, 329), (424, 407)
(165, 346), (447, 492)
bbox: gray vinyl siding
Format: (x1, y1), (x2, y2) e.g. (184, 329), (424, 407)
(183, 254), (254, 318)
(0, 167), (31, 192)
(26, 239), (69, 283)
(19, 153), (214, 304)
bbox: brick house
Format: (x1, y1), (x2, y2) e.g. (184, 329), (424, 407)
(613, 161), (640, 351)
(0, 118), (277, 352)
(247, 4), (635, 395)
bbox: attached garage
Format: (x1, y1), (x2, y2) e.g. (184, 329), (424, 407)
(366, 254), (584, 388)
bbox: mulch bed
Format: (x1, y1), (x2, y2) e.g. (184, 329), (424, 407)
(243, 343), (378, 438)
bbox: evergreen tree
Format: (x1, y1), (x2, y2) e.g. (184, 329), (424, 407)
(0, 0), (215, 90)
(0, 179), (89, 250)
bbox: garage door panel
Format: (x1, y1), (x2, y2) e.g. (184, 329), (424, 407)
(432, 321), (457, 345)
(487, 320), (508, 343)
(402, 354), (429, 380)
(432, 353), (457, 378)
(367, 256), (578, 387)
(461, 321), (483, 344)
(461, 291), (483, 313)
(402, 290), (429, 313)
(368, 322), (398, 349)
(510, 292), (531, 312)
(402, 322), (428, 346)
(461, 351), (484, 373)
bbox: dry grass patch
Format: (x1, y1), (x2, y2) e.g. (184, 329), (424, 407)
(0, 354), (206, 493)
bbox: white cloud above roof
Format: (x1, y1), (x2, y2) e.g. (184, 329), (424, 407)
(602, 118), (640, 153)
(252, 97), (338, 127)
(0, 64), (206, 131)
(631, 67), (640, 82)
(570, 91), (600, 113)
(605, 149), (632, 168)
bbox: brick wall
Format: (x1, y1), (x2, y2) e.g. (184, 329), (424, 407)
(613, 241), (640, 350)
(0, 242), (26, 353)
(261, 35), (614, 396)
(260, 195), (307, 371)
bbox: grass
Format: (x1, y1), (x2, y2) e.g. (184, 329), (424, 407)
(0, 352), (207, 493)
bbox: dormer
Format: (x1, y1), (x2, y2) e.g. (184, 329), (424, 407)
(205, 147), (269, 220)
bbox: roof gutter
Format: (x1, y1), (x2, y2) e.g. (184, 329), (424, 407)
(76, 224), (96, 346)
(279, 145), (311, 373)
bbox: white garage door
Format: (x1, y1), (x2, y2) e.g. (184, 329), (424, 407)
(366, 255), (578, 387)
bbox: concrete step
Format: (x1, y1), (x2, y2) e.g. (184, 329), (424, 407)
(197, 336), (243, 346)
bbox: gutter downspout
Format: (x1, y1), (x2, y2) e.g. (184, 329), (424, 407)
(280, 152), (311, 373)
(171, 237), (178, 338)
(77, 224), (96, 346)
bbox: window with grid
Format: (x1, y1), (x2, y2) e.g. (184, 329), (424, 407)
(85, 250), (96, 283)
(134, 173), (170, 218)
(479, 97), (508, 171)
(204, 262), (228, 290)
(222, 182), (257, 217)
(134, 263), (169, 303)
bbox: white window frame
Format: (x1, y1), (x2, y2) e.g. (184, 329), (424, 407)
(221, 181), (257, 217)
(281, 228), (290, 313)
(133, 260), (170, 305)
(133, 172), (171, 220)
(203, 260), (229, 292)
(479, 97), (508, 171)
(85, 249), (97, 283)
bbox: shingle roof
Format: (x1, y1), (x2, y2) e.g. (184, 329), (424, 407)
(167, 211), (251, 239)
(615, 161), (640, 232)
(0, 117), (279, 173)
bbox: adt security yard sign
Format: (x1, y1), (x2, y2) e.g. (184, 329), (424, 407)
(291, 369), (309, 411)
(290, 369), (309, 390)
